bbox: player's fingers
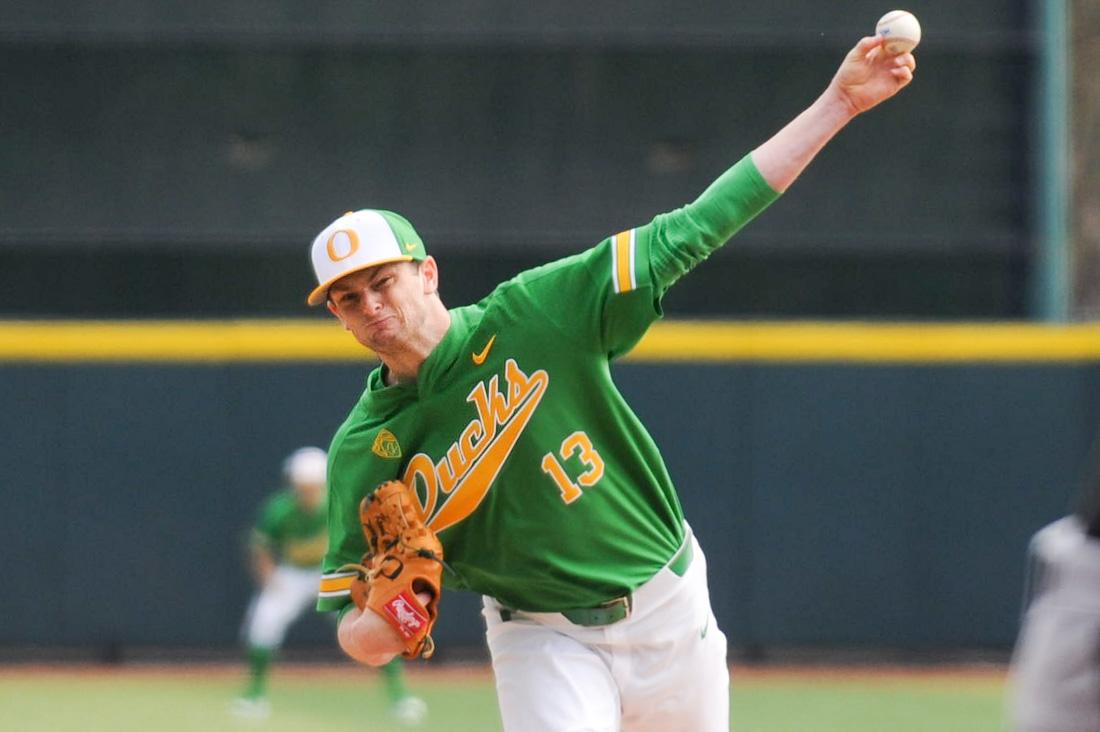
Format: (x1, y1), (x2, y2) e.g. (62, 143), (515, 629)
(890, 66), (914, 85)
(892, 52), (916, 72)
(856, 34), (884, 54)
(850, 34), (883, 62)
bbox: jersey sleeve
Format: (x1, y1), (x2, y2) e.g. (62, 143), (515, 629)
(494, 233), (657, 359)
(647, 153), (779, 293)
(316, 430), (379, 613)
(502, 153), (778, 358)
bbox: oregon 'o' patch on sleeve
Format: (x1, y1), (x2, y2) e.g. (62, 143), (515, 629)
(611, 229), (637, 294)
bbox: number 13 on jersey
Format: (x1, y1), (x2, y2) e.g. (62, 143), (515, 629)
(540, 431), (606, 504)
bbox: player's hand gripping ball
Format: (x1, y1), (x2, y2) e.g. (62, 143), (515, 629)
(341, 480), (444, 659)
(875, 10), (921, 55)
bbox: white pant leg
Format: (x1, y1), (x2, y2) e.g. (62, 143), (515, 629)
(616, 534), (729, 732)
(1011, 517), (1100, 732)
(483, 604), (622, 732)
(482, 527), (728, 732)
(244, 565), (320, 649)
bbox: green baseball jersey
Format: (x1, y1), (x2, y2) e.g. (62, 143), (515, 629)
(253, 490), (329, 568)
(318, 154), (779, 613)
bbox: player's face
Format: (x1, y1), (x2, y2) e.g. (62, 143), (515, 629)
(325, 259), (439, 353)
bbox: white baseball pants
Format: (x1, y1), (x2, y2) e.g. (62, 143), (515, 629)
(242, 564), (321, 649)
(482, 529), (729, 732)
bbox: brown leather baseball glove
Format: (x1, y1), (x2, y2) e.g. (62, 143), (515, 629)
(341, 480), (444, 659)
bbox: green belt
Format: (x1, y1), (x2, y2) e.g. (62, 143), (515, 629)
(500, 535), (694, 628)
(668, 534), (694, 578)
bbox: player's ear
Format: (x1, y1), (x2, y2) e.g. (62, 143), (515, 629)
(326, 300), (351, 330)
(419, 256), (439, 295)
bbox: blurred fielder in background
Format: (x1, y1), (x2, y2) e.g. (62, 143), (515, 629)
(311, 33), (915, 732)
(234, 446), (426, 724)
(1011, 442), (1100, 731)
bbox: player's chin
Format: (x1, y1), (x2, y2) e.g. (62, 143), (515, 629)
(359, 324), (402, 352)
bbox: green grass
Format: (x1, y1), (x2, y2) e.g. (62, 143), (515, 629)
(730, 676), (1006, 732)
(0, 664), (1006, 731)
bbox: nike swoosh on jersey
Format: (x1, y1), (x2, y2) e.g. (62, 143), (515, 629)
(471, 334), (497, 365)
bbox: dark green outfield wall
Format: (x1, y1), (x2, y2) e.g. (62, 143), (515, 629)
(2, 359), (1095, 656)
(0, 1), (1034, 320)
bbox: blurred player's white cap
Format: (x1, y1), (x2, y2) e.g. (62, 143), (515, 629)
(284, 446), (327, 486)
(307, 209), (427, 306)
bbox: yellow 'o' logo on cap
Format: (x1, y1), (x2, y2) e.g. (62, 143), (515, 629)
(326, 229), (360, 262)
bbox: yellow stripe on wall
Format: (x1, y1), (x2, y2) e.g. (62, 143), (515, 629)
(1, 319), (1100, 364)
(627, 321), (1100, 363)
(0, 320), (373, 363)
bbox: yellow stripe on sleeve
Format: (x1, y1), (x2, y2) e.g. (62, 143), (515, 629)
(614, 230), (635, 294)
(318, 573), (356, 595)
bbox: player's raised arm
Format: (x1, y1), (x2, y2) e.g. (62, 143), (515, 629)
(752, 35), (916, 193)
(645, 34), (916, 294)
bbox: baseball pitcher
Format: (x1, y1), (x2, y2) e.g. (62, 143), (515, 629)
(311, 34), (916, 731)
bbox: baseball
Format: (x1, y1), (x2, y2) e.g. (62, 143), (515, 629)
(875, 10), (921, 55)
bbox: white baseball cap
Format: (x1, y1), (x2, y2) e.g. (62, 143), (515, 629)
(284, 446), (328, 486)
(307, 209), (427, 306)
